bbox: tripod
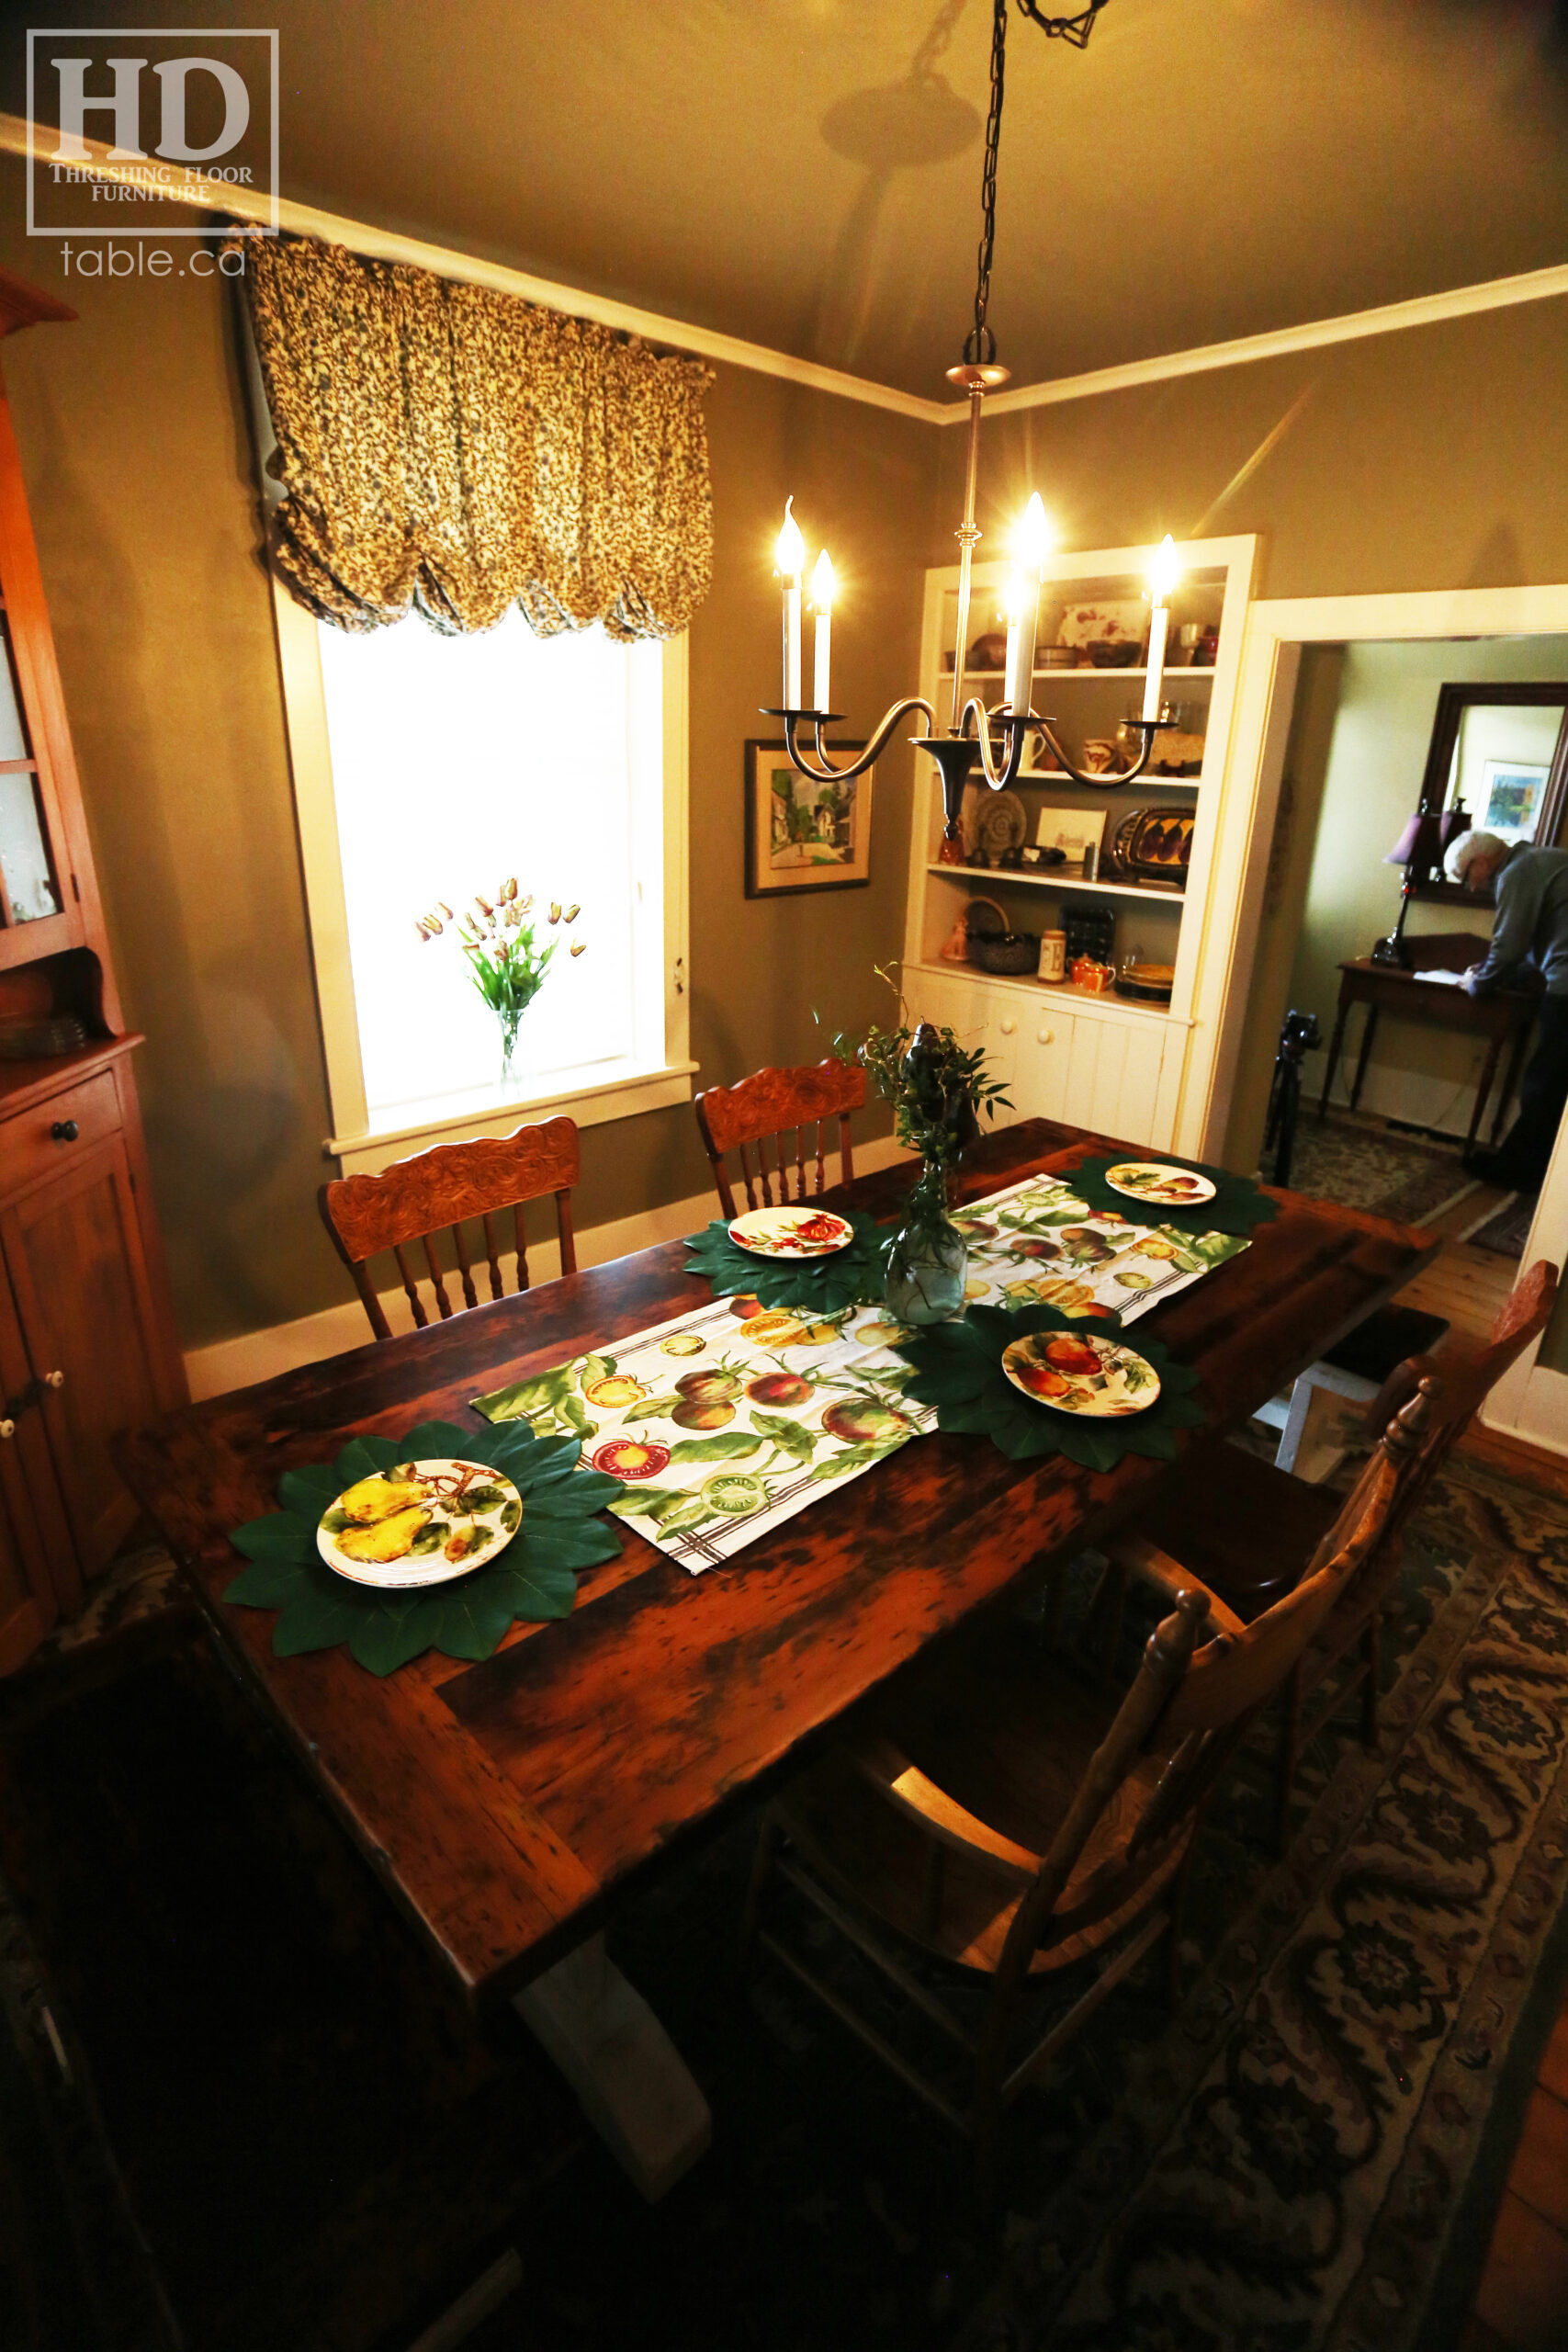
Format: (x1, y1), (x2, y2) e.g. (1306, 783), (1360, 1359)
(1263, 1008), (1322, 1189)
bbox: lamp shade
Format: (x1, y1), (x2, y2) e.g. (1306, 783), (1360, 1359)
(1384, 812), (1438, 867)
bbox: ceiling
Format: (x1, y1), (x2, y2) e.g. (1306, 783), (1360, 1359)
(6, 0), (1568, 396)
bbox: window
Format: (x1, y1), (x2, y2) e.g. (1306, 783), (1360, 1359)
(272, 585), (692, 1176)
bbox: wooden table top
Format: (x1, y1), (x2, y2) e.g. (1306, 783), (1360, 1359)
(1337, 956), (1534, 1005)
(118, 1121), (1438, 2007)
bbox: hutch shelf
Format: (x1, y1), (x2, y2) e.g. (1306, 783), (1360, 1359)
(902, 535), (1258, 1153)
(0, 266), (185, 1674)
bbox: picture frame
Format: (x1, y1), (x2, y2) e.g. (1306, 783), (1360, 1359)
(1478, 757), (1550, 844)
(745, 741), (873, 897)
(1034, 805), (1106, 869)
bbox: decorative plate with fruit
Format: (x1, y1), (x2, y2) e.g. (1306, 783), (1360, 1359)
(728, 1206), (854, 1257)
(317, 1459), (523, 1588)
(1000, 1330), (1161, 1418)
(1102, 1162), (1217, 1207)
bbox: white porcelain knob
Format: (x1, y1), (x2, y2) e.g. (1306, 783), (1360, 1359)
(1037, 1026), (1054, 1044)
(44, 1370), (64, 1390)
(0, 1419), (13, 1442)
(999, 1017), (1017, 1036)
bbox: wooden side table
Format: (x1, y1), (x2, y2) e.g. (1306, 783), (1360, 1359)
(1317, 957), (1537, 1156)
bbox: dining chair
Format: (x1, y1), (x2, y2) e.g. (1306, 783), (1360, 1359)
(740, 1406), (1410, 2198)
(320, 1116), (581, 1341)
(694, 1057), (866, 1221)
(1098, 1256), (1557, 1848)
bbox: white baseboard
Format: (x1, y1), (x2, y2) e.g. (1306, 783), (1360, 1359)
(184, 1136), (910, 1402)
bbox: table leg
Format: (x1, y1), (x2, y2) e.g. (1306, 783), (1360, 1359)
(1349, 1004), (1380, 1113)
(1466, 1028), (1507, 1159)
(1319, 993), (1354, 1120)
(513, 1933), (712, 2202)
(1493, 1014), (1535, 1148)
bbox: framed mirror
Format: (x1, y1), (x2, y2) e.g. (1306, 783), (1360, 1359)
(1411, 682), (1568, 901)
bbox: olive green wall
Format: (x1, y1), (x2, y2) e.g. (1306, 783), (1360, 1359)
(934, 294), (1568, 601)
(0, 162), (935, 1349)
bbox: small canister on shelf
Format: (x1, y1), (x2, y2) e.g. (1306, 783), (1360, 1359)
(1038, 929), (1066, 983)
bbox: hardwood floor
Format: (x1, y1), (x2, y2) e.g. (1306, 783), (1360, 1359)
(1392, 1181), (1523, 1349)
(1465, 1999), (1568, 2349)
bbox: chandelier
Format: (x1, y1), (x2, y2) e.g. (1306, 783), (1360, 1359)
(762, 0), (1174, 840)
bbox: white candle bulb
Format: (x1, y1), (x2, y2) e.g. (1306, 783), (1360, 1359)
(1002, 571), (1033, 717)
(776, 498), (805, 707)
(1143, 534), (1179, 721)
(1016, 492), (1053, 574)
(811, 549), (835, 713)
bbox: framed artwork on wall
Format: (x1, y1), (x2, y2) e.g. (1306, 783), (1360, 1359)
(745, 740), (873, 897)
(1478, 757), (1550, 843)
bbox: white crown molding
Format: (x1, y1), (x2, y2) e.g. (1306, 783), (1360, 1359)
(6, 112), (1567, 427)
(960, 261), (1568, 421)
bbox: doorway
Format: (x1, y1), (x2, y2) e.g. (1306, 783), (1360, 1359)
(1196, 584), (1568, 1453)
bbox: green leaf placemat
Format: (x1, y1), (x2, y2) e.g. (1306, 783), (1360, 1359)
(894, 1302), (1206, 1470)
(1062, 1155), (1280, 1238)
(222, 1417), (624, 1677)
(682, 1209), (888, 1314)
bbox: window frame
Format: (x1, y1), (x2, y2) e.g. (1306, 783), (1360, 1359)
(268, 574), (694, 1178)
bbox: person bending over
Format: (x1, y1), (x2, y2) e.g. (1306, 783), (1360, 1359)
(1450, 826), (1568, 1192)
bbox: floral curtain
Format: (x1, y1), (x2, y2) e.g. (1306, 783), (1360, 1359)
(239, 235), (715, 641)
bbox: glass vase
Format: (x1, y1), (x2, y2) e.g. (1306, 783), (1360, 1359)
(498, 1012), (527, 1097)
(884, 1159), (967, 1327)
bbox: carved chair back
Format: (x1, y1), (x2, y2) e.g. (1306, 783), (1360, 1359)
(320, 1117), (581, 1342)
(1363, 1257), (1556, 1555)
(694, 1057), (866, 1220)
(998, 1396), (1418, 1997)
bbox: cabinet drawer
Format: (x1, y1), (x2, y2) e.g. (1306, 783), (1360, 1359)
(2, 1070), (122, 1201)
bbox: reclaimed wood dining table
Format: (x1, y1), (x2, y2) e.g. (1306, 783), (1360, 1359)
(117, 1118), (1438, 2189)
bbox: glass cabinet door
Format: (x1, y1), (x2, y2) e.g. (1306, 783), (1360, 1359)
(0, 616), (61, 926)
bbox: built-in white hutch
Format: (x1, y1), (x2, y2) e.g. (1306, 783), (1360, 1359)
(902, 534), (1258, 1155)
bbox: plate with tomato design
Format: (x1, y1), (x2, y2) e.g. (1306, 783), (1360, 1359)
(728, 1206), (854, 1258)
(1000, 1330), (1162, 1418)
(1102, 1162), (1217, 1208)
(317, 1459), (522, 1588)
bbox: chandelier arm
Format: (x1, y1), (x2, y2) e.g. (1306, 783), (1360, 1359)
(761, 699), (939, 786)
(1030, 715), (1170, 787)
(959, 695), (1027, 789)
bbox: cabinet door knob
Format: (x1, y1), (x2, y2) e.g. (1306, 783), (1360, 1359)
(998, 1017), (1017, 1036)
(0, 1419), (13, 1442)
(51, 1120), (79, 1143)
(43, 1370), (64, 1390)
(1037, 1027), (1055, 1044)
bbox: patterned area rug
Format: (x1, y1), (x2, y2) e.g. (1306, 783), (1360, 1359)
(1268, 1117), (1472, 1226)
(1467, 1192), (1537, 1261)
(962, 1453), (1568, 2352)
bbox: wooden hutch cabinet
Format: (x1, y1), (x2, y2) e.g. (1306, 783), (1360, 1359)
(0, 266), (185, 1672)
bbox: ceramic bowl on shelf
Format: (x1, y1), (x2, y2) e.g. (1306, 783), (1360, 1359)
(1087, 640), (1141, 669)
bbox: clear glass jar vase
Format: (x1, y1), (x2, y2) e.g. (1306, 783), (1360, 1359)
(884, 1159), (967, 1326)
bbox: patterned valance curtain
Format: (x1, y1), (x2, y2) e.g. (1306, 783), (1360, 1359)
(240, 236), (715, 641)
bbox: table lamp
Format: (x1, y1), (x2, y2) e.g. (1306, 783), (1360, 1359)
(1371, 807), (1472, 967)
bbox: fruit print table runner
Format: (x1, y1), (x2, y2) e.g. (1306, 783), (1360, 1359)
(469, 1168), (1249, 1576)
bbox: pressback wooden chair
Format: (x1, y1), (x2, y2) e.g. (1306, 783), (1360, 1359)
(320, 1116), (581, 1341)
(1100, 1256), (1557, 1848)
(694, 1057), (866, 1220)
(741, 1416), (1407, 2195)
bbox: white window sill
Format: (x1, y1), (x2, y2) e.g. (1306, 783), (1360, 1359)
(327, 1058), (700, 1176)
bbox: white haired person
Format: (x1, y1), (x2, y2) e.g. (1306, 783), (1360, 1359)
(1450, 826), (1568, 1191)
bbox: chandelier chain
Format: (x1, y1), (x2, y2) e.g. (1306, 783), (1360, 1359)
(1014, 0), (1111, 48)
(964, 0), (1008, 367)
